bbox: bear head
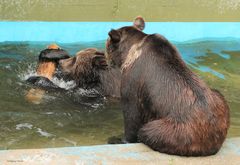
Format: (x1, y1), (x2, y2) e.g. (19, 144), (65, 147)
(58, 48), (107, 88)
(106, 16), (146, 68)
(37, 44), (70, 80)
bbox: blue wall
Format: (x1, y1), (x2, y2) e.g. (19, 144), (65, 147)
(0, 22), (240, 43)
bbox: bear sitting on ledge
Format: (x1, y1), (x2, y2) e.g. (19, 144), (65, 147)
(106, 17), (230, 156)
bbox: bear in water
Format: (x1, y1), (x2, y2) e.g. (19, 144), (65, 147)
(25, 44), (70, 104)
(26, 44), (70, 90)
(59, 48), (121, 98)
(106, 17), (230, 156)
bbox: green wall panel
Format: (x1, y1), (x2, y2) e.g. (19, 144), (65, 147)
(0, 0), (240, 21)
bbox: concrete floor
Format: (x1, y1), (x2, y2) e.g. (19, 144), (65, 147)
(0, 138), (240, 165)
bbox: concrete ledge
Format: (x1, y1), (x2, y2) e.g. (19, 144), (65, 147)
(0, 138), (240, 165)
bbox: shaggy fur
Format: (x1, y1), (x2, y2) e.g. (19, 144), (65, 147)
(106, 17), (230, 156)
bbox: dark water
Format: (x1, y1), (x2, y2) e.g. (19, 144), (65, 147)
(0, 39), (239, 149)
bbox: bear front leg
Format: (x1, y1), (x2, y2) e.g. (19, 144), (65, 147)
(107, 101), (141, 144)
(122, 101), (142, 143)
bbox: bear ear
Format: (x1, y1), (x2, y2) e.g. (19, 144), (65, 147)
(108, 29), (121, 43)
(92, 55), (108, 69)
(133, 16), (145, 31)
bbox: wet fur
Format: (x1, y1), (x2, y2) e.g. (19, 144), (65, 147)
(59, 48), (121, 98)
(37, 60), (56, 80)
(106, 19), (230, 156)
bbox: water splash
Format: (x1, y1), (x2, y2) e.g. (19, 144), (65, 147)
(51, 77), (76, 90)
(36, 128), (55, 138)
(18, 63), (77, 90)
(16, 123), (33, 130)
(18, 63), (37, 81)
(73, 88), (102, 97)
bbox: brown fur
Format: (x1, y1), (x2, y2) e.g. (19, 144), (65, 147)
(26, 44), (68, 104)
(59, 48), (121, 98)
(36, 44), (61, 80)
(106, 17), (230, 156)
(37, 61), (56, 80)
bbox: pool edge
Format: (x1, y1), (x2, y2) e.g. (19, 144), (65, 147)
(0, 137), (239, 164)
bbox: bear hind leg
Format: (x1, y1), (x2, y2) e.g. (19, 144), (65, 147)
(138, 119), (219, 156)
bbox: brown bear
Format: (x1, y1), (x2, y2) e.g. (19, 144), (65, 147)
(26, 44), (70, 90)
(59, 48), (121, 98)
(37, 44), (69, 80)
(106, 17), (230, 156)
(26, 44), (70, 104)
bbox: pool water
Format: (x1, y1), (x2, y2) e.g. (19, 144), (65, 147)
(0, 39), (239, 149)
